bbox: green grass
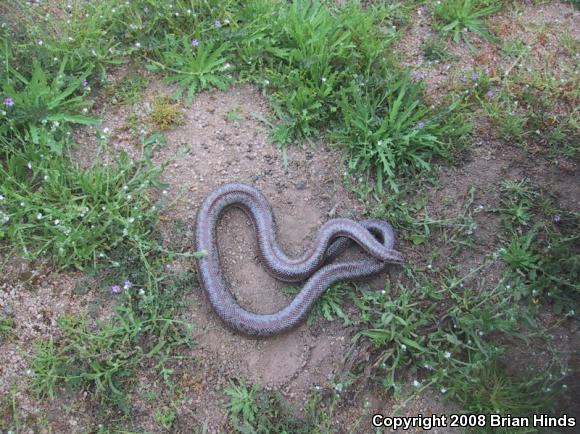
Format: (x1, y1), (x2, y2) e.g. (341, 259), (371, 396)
(0, 144), (162, 270)
(30, 245), (197, 412)
(149, 95), (185, 130)
(492, 178), (579, 314)
(225, 379), (333, 434)
(332, 69), (470, 193)
(433, 0), (501, 44)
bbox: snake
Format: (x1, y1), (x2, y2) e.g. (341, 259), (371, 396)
(194, 183), (404, 337)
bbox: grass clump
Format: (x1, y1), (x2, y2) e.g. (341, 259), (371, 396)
(225, 379), (332, 434)
(333, 70), (470, 193)
(0, 144), (161, 270)
(0, 59), (98, 154)
(433, 0), (501, 44)
(30, 248), (196, 412)
(149, 95), (185, 131)
(496, 184), (580, 316)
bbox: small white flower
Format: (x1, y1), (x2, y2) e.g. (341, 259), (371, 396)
(440, 387), (447, 394)
(127, 217), (135, 223)
(103, 127), (110, 134)
(20, 202), (25, 207)
(44, 175), (49, 181)
(123, 228), (129, 236)
(0, 195), (4, 201)
(401, 344), (407, 351)
(139, 288), (145, 296)
(27, 161), (32, 169)
(162, 190), (168, 195)
(54, 219), (60, 225)
(321, 77), (327, 82)
(478, 331), (484, 336)
(36, 213), (43, 220)
(381, 289), (386, 295)
(135, 42), (141, 48)
(82, 108), (88, 113)
(413, 380), (421, 387)
(444, 351), (451, 359)
(38, 40), (43, 46)
(123, 185), (128, 190)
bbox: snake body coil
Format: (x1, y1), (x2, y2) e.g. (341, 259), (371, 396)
(194, 183), (404, 336)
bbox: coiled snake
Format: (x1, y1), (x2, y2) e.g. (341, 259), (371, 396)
(194, 183), (404, 336)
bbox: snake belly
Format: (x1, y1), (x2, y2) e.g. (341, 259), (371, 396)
(194, 183), (404, 337)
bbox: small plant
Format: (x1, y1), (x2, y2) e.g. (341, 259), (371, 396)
(421, 38), (455, 62)
(449, 358), (562, 424)
(224, 379), (332, 433)
(149, 96), (185, 131)
(148, 36), (232, 105)
(30, 338), (62, 399)
(0, 145), (161, 269)
(0, 313), (14, 338)
(1, 60), (98, 153)
(282, 283), (354, 326)
(224, 378), (260, 424)
(106, 72), (149, 106)
(498, 179), (538, 229)
(434, 0), (501, 44)
(332, 70), (469, 193)
(226, 107), (244, 123)
(154, 407), (177, 429)
(501, 38), (529, 58)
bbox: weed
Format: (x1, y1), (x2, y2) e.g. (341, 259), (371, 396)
(501, 38), (529, 58)
(0, 313), (14, 338)
(225, 379), (333, 433)
(149, 96), (185, 131)
(0, 384), (20, 433)
(226, 107), (244, 123)
(1, 59), (98, 154)
(449, 358), (562, 434)
(105, 72), (149, 106)
(0, 144), (161, 269)
(148, 36), (232, 105)
(225, 378), (260, 424)
(498, 179), (538, 229)
(434, 0), (501, 44)
(421, 38), (456, 62)
(154, 407), (177, 429)
(282, 283), (354, 326)
(30, 252), (196, 411)
(333, 70), (469, 193)
(495, 180), (579, 315)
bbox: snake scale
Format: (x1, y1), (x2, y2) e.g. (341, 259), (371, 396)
(194, 183), (404, 337)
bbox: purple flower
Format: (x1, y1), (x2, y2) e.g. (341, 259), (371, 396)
(471, 72), (480, 80)
(417, 120), (425, 129)
(485, 90), (496, 99)
(123, 280), (133, 290)
(3, 97), (14, 107)
(552, 214), (561, 223)
(82, 80), (89, 88)
(191, 39), (200, 47)
(214, 19), (222, 28)
(111, 285), (122, 294)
